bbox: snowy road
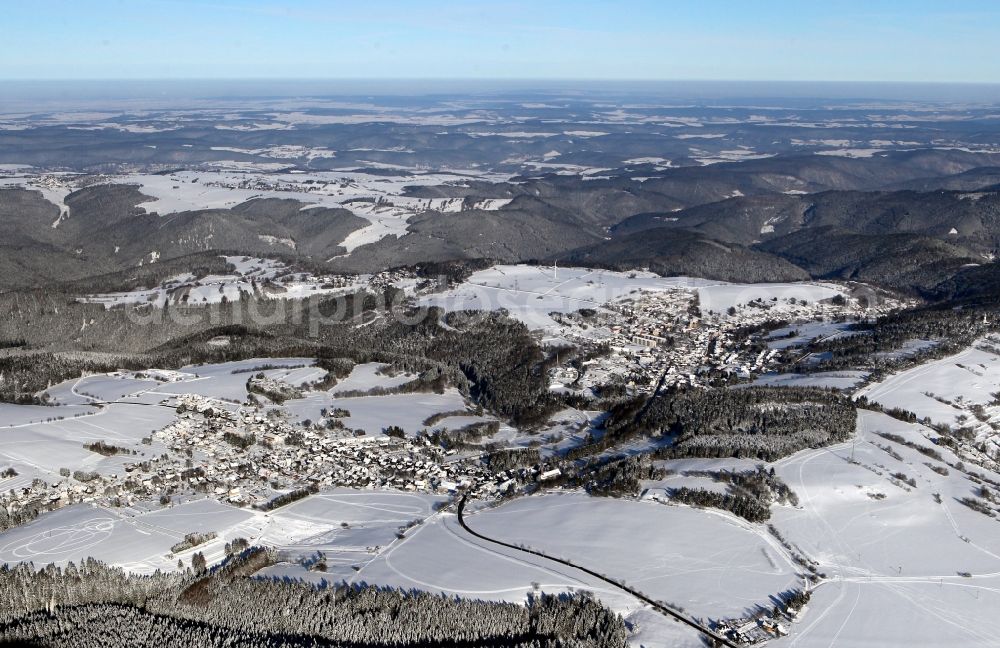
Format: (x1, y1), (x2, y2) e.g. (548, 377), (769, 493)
(456, 495), (740, 648)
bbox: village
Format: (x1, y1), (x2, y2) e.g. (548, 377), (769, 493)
(0, 387), (562, 531)
(4, 265), (908, 545)
(154, 393), (507, 504)
(547, 283), (902, 395)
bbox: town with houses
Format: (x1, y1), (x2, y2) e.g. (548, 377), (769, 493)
(0, 245), (915, 648)
(0, 384), (560, 534)
(6, 28), (1000, 645)
(0, 263), (901, 551)
(547, 282), (902, 395)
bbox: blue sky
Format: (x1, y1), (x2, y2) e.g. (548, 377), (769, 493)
(1, 0), (998, 82)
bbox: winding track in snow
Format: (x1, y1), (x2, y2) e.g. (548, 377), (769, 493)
(456, 494), (740, 648)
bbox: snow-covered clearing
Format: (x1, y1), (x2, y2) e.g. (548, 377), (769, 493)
(419, 264), (717, 332)
(421, 264), (846, 335)
(873, 338), (939, 361)
(0, 401), (94, 427)
(767, 409), (1000, 646)
(144, 357), (317, 403)
(766, 320), (858, 350)
(466, 131), (559, 138)
(103, 168), (512, 253)
(345, 506), (706, 647)
(0, 400), (176, 479)
(285, 389), (471, 436)
(622, 156), (672, 166)
(784, 578), (1000, 647)
(328, 363), (415, 395)
(857, 338), (1000, 439)
(469, 493), (801, 619)
(0, 505), (180, 570)
(752, 371), (868, 390)
(693, 149), (776, 165)
(257, 489), (446, 583)
(697, 282), (844, 314)
(81, 256), (366, 309)
(815, 148), (886, 158)
(520, 161), (613, 175)
(0, 489), (446, 578)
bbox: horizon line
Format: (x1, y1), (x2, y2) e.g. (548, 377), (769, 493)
(2, 77), (999, 86)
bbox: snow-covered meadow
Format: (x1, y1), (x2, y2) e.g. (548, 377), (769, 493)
(765, 409), (1000, 646)
(468, 493), (802, 619)
(0, 490), (445, 578)
(104, 168), (513, 253)
(80, 255), (367, 309)
(419, 264), (711, 331)
(420, 263), (849, 333)
(857, 338), (1000, 439)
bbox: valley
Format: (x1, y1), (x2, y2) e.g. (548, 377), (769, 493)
(3, 82), (1000, 647)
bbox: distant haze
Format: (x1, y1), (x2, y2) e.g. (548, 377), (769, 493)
(4, 80), (1000, 112)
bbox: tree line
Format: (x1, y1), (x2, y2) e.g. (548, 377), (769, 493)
(0, 551), (627, 648)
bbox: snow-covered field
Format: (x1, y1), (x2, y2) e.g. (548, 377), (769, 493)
(420, 264), (847, 334)
(857, 338), (1000, 440)
(419, 264), (716, 331)
(285, 390), (471, 435)
(469, 493), (801, 619)
(766, 320), (858, 350)
(81, 255), (366, 308)
(752, 370), (869, 390)
(0, 399), (176, 480)
(0, 505), (180, 570)
(766, 409), (1000, 646)
(0, 489), (444, 577)
(815, 148), (886, 158)
(328, 363), (415, 395)
(696, 282), (844, 314)
(338, 504), (706, 647)
(257, 490), (446, 583)
(104, 168), (512, 253)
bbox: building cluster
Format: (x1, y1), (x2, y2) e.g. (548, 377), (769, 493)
(204, 176), (311, 194)
(26, 174), (73, 193)
(369, 268), (418, 293)
(552, 289), (772, 392)
(148, 395), (517, 505)
(551, 287), (899, 395)
(717, 606), (801, 645)
(1, 460), (163, 522)
(0, 383), (569, 526)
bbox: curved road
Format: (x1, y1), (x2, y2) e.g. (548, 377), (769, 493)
(456, 495), (739, 648)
